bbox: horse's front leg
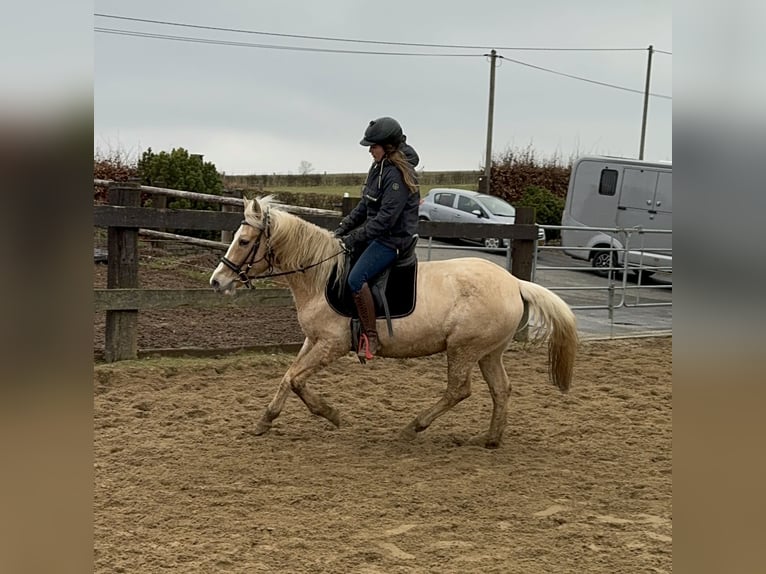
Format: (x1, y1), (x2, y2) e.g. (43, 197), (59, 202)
(253, 338), (313, 435)
(254, 337), (345, 434)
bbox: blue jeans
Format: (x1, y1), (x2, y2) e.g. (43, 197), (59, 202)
(348, 240), (397, 293)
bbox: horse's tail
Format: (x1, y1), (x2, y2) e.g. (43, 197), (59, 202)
(517, 279), (578, 393)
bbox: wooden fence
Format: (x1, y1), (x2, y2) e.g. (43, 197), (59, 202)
(94, 181), (537, 361)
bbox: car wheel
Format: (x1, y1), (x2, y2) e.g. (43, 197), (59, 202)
(591, 249), (617, 276)
(483, 237), (501, 250)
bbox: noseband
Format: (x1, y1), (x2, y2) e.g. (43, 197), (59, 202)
(219, 211), (274, 289)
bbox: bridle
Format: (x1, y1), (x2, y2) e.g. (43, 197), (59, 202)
(219, 209), (346, 289)
(219, 211), (274, 289)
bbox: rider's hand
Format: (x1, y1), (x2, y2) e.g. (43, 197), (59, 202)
(341, 233), (356, 252)
(333, 219), (352, 238)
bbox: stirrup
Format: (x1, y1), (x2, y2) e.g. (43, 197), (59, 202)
(357, 333), (376, 363)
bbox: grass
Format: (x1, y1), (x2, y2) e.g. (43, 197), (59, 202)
(257, 182), (478, 198)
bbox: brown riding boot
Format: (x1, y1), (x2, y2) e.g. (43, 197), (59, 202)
(352, 283), (379, 361)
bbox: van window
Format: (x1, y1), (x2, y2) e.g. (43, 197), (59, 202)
(599, 169), (618, 196)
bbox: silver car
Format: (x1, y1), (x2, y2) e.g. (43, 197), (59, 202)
(418, 188), (545, 249)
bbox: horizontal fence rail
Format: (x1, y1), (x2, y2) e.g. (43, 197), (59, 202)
(94, 205), (541, 242)
(95, 182), (540, 361)
(94, 288), (295, 312)
(94, 180), (670, 359)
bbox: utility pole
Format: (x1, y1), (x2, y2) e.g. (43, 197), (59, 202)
(484, 49), (498, 193)
(639, 45), (654, 160)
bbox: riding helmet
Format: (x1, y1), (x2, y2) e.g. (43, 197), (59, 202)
(359, 117), (404, 147)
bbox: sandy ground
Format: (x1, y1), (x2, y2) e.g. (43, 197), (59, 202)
(94, 247), (671, 572)
(94, 337), (672, 573)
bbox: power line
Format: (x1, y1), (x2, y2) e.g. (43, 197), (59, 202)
(497, 54), (672, 100)
(96, 26), (671, 99)
(95, 13), (662, 53)
(95, 27), (480, 57)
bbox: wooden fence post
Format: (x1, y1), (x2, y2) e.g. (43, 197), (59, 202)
(512, 206), (536, 342)
(104, 181), (141, 362)
(221, 188), (243, 244)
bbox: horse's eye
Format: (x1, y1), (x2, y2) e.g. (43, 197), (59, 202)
(238, 239), (249, 246)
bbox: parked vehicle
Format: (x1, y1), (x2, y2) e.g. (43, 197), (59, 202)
(418, 188), (545, 249)
(560, 156), (672, 275)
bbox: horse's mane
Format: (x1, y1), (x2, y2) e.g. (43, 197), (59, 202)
(245, 196), (345, 289)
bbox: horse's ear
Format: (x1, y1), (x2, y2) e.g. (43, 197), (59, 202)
(252, 197), (263, 216)
(243, 197), (262, 219)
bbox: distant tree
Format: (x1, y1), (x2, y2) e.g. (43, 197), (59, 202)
(138, 147), (224, 240)
(93, 148), (140, 203)
(138, 147), (223, 210)
(298, 160), (314, 175)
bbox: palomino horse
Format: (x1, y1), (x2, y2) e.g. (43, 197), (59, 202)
(209, 196), (578, 448)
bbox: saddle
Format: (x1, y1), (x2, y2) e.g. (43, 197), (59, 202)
(325, 236), (419, 340)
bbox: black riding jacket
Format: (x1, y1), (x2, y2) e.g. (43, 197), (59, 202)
(339, 148), (420, 252)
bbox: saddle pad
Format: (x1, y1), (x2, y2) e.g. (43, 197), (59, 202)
(325, 261), (418, 319)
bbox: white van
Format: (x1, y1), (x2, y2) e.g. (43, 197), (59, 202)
(560, 155), (672, 275)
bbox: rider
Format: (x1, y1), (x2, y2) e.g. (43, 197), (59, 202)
(333, 117), (420, 361)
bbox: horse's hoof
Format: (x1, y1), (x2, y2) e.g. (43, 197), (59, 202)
(325, 408), (341, 428)
(253, 421), (272, 435)
(465, 432), (500, 448)
(399, 426), (418, 441)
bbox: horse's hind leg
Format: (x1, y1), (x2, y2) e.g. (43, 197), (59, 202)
(477, 348), (511, 448)
(401, 350), (474, 440)
(254, 338), (344, 434)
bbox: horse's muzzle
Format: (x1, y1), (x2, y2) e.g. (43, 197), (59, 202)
(209, 271), (237, 295)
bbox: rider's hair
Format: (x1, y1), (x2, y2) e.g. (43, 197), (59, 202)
(383, 144), (419, 194)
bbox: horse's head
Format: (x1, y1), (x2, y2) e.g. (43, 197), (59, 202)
(210, 197), (272, 294)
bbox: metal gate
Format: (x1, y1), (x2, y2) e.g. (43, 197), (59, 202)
(417, 224), (672, 339)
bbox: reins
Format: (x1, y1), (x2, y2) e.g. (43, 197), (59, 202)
(246, 250), (345, 283)
(220, 208), (345, 289)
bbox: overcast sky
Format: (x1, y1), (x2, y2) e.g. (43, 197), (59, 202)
(94, 0), (672, 175)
